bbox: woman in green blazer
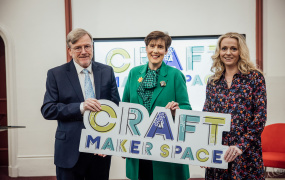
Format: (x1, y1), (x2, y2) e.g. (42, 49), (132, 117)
(122, 31), (191, 180)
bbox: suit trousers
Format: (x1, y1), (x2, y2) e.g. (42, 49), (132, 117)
(56, 152), (111, 180)
(138, 159), (153, 180)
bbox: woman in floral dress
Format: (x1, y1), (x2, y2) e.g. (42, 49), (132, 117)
(203, 32), (267, 179)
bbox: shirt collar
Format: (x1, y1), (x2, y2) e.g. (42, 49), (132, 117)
(221, 70), (242, 79)
(147, 65), (161, 75)
(73, 60), (92, 74)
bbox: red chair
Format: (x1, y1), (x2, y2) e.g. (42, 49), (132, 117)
(261, 123), (285, 170)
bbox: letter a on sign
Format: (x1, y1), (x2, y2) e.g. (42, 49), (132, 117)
(145, 112), (174, 140)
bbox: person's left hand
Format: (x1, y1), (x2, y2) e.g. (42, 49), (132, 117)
(224, 146), (242, 162)
(165, 101), (180, 117)
(94, 153), (107, 157)
(83, 98), (101, 112)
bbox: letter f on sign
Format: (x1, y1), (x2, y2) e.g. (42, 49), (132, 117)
(178, 115), (200, 142)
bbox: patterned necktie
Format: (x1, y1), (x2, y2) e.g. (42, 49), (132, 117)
(82, 69), (95, 99)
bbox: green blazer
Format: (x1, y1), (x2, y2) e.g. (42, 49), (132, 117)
(122, 62), (191, 180)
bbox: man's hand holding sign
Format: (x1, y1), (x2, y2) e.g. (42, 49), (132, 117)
(79, 100), (231, 169)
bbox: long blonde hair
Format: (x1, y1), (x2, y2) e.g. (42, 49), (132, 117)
(210, 32), (261, 85)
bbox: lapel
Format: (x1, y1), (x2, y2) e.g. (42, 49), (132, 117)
(65, 60), (84, 102)
(136, 64), (148, 105)
(150, 62), (168, 110)
(92, 61), (101, 99)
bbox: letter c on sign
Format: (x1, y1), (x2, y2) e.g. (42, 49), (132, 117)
(106, 48), (130, 73)
(89, 105), (117, 132)
(196, 148), (209, 162)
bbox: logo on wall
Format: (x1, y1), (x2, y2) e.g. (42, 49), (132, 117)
(105, 45), (215, 73)
(164, 47), (183, 70)
(106, 48), (131, 73)
(94, 38), (218, 111)
(105, 45), (216, 91)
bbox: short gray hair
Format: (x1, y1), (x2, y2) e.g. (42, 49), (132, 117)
(66, 28), (93, 48)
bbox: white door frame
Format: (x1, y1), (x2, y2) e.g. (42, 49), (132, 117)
(0, 24), (19, 177)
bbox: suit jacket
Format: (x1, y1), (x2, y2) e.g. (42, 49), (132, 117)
(122, 62), (191, 180)
(41, 60), (120, 168)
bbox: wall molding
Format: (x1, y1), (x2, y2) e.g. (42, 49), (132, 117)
(17, 155), (54, 158)
(65, 0), (72, 62)
(17, 156), (55, 176)
(0, 24), (19, 177)
(256, 0), (263, 70)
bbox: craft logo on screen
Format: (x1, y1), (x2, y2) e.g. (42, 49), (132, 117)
(106, 46), (215, 87)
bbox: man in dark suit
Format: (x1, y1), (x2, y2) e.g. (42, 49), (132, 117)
(41, 28), (120, 180)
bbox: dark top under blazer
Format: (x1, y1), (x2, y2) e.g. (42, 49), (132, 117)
(41, 60), (120, 168)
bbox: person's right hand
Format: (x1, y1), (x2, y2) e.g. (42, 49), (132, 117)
(94, 153), (107, 157)
(83, 98), (101, 112)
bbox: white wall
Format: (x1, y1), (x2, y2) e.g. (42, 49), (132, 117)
(263, 0), (285, 126)
(0, 0), (66, 177)
(0, 0), (284, 178)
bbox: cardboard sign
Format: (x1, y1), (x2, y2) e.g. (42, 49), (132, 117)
(79, 100), (231, 169)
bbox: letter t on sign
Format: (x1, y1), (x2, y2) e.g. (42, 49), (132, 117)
(204, 116), (225, 145)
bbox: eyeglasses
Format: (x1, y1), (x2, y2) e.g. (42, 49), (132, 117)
(71, 45), (92, 52)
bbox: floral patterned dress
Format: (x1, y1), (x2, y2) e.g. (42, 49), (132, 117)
(203, 70), (267, 180)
